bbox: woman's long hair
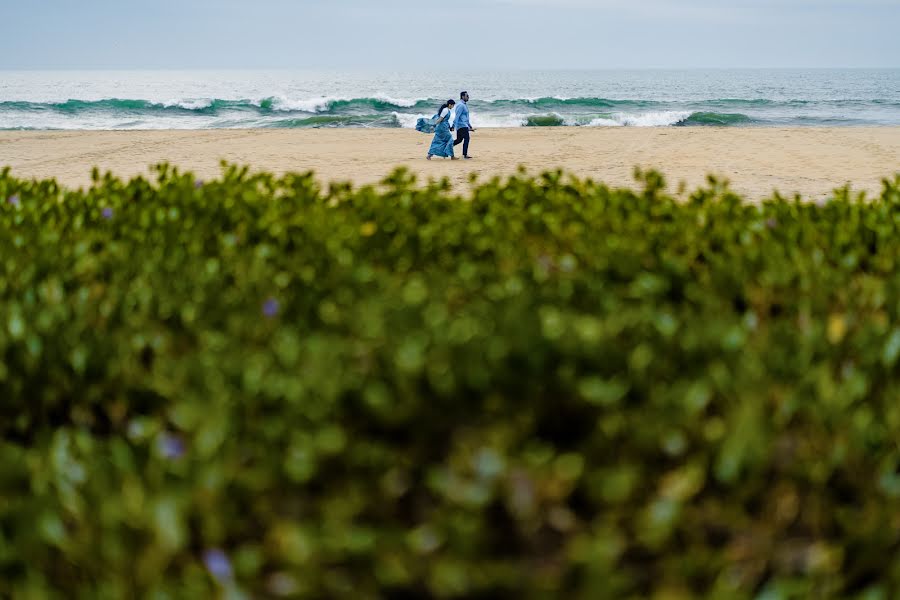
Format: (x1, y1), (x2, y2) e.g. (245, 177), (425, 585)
(437, 99), (455, 116)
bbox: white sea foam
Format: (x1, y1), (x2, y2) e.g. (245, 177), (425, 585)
(395, 111), (530, 129)
(474, 114), (530, 128)
(397, 111), (690, 129)
(370, 94), (422, 108)
(614, 111), (692, 127)
(162, 98), (216, 110)
(393, 112), (426, 129)
(267, 94), (425, 113)
(267, 96), (335, 112)
(582, 112), (692, 127)
(586, 117), (624, 127)
(0, 110), (226, 130)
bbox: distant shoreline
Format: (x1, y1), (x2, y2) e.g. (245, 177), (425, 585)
(2, 127), (899, 200)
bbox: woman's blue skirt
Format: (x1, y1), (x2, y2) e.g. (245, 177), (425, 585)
(428, 121), (454, 158)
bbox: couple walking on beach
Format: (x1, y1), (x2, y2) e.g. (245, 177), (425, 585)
(419, 91), (475, 160)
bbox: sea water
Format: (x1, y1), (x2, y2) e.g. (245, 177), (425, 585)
(1, 69), (898, 130)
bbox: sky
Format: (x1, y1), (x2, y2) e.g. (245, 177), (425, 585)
(2, 0), (899, 70)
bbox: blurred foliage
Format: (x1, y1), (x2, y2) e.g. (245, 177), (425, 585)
(2, 162), (900, 599)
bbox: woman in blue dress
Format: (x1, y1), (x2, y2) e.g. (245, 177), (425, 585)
(423, 99), (457, 160)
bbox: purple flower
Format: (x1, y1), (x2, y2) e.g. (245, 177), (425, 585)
(263, 297), (280, 318)
(195, 180), (204, 189)
(765, 217), (778, 230)
(158, 432), (187, 460)
(203, 549), (233, 581)
(7, 195), (19, 206)
(102, 207), (114, 219)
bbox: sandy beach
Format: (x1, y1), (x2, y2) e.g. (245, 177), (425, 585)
(2, 128), (899, 200)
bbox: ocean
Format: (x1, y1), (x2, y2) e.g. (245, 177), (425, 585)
(1, 69), (898, 130)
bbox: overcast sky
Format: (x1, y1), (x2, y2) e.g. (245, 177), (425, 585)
(3, 0), (899, 69)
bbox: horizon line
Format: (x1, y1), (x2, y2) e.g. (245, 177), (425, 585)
(2, 66), (899, 72)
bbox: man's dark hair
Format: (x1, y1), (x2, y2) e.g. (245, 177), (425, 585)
(460, 91), (468, 99)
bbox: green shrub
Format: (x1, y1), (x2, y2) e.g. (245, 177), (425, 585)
(2, 163), (900, 599)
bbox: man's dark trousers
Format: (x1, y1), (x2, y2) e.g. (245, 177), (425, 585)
(453, 127), (470, 156)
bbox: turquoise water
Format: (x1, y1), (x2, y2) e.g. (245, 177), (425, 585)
(1, 69), (898, 129)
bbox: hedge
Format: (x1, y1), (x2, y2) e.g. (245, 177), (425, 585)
(2, 163), (900, 599)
